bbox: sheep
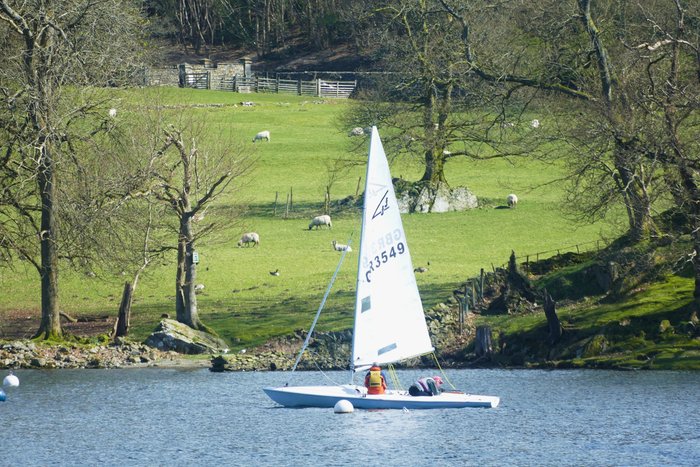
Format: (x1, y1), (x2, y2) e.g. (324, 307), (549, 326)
(252, 130), (270, 142)
(507, 194), (518, 208)
(237, 232), (260, 247)
(530, 119), (540, 129)
(332, 240), (352, 252)
(349, 127), (365, 137)
(308, 214), (332, 230)
(108, 108), (117, 118)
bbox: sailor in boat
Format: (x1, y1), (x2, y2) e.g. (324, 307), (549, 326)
(364, 364), (388, 395)
(408, 376), (444, 396)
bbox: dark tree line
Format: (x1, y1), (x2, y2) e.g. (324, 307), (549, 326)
(145, 0), (359, 57)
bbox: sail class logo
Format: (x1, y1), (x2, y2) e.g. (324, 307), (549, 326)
(372, 191), (390, 219)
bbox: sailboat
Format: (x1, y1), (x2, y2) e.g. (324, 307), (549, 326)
(263, 127), (500, 409)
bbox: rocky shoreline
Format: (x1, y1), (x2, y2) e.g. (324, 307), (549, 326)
(0, 299), (476, 372)
(0, 339), (210, 370)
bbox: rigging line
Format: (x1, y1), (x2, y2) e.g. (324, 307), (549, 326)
(288, 232), (354, 377)
(431, 352), (456, 390)
(387, 363), (404, 391)
(312, 357), (346, 386)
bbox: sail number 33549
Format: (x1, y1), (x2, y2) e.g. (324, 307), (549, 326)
(363, 230), (406, 283)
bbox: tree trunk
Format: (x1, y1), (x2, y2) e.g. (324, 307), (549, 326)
(675, 163), (700, 305)
(615, 153), (655, 242)
(35, 145), (62, 339)
(175, 214), (204, 330)
(543, 289), (562, 344)
(113, 282), (133, 338)
(420, 148), (448, 184)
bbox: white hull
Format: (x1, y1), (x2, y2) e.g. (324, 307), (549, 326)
(263, 385), (500, 409)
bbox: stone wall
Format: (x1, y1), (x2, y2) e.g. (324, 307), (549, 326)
(145, 66), (180, 86)
(144, 59), (250, 88)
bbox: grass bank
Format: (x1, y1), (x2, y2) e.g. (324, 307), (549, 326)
(1, 89), (623, 351)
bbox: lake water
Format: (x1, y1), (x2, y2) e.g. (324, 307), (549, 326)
(1, 368), (698, 466)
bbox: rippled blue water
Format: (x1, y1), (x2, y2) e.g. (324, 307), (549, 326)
(1, 368), (698, 466)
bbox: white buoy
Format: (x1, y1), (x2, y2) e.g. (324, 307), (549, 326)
(334, 399), (354, 414)
(3, 372), (19, 388)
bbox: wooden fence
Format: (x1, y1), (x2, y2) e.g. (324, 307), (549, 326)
(184, 73), (356, 98)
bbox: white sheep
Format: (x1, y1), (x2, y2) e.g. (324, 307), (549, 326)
(237, 232), (260, 247)
(349, 127), (364, 136)
(332, 240), (352, 252)
(530, 119), (540, 129)
(308, 214), (332, 230)
(252, 130), (270, 142)
(507, 194), (518, 208)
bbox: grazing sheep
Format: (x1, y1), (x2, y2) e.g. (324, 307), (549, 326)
(349, 127), (365, 136)
(237, 232), (260, 247)
(507, 194), (518, 208)
(332, 240), (352, 252)
(194, 284), (205, 294)
(308, 215), (332, 230)
(530, 119), (540, 129)
(108, 108), (117, 118)
(252, 130), (270, 142)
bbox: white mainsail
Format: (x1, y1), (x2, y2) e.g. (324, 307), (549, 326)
(351, 127), (434, 371)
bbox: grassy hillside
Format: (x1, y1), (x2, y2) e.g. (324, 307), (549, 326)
(478, 241), (700, 371)
(0, 88), (623, 348)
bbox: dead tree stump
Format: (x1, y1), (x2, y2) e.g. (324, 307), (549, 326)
(475, 325), (494, 358)
(543, 288), (562, 344)
(113, 282), (133, 338)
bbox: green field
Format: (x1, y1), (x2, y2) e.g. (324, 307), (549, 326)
(0, 88), (623, 347)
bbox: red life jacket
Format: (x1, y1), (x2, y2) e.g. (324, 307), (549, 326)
(365, 366), (386, 395)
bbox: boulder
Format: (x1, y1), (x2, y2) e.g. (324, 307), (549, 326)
(397, 182), (478, 213)
(144, 319), (229, 354)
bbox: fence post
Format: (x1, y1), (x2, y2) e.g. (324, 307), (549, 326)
(298, 79), (302, 96)
(273, 191), (279, 216)
(284, 193), (290, 219)
(289, 187), (293, 212)
(316, 79), (321, 97)
(479, 268), (485, 302)
(206, 71), (212, 90)
(458, 297), (463, 335)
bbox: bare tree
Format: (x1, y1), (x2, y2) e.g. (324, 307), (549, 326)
(0, 0), (145, 339)
(346, 0), (541, 205)
(433, 0), (665, 241)
(147, 124), (251, 330)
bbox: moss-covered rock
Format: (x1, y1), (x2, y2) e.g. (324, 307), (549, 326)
(582, 334), (608, 358)
(144, 319), (229, 354)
